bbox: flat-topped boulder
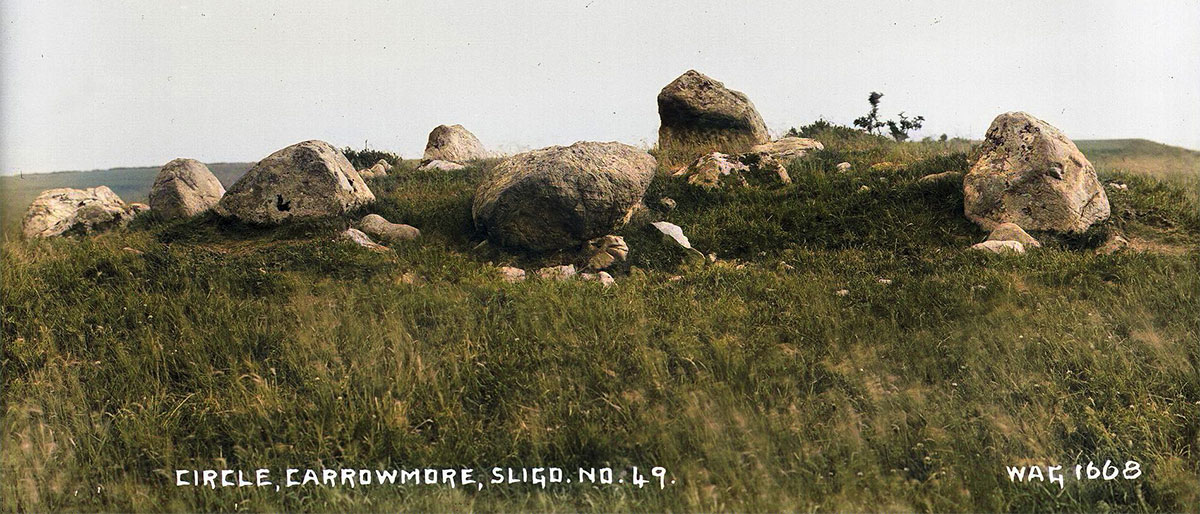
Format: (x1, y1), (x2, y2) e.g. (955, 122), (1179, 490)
(22, 186), (138, 238)
(964, 112), (1109, 233)
(473, 141), (656, 251)
(748, 137), (823, 162)
(657, 70), (769, 158)
(215, 140), (374, 224)
(423, 124), (488, 163)
(149, 158), (226, 219)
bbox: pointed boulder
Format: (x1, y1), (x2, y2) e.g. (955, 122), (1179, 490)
(215, 140), (374, 224)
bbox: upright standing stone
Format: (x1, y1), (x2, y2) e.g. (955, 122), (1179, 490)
(422, 124), (488, 163)
(149, 158), (226, 219)
(657, 70), (770, 159)
(964, 112), (1108, 232)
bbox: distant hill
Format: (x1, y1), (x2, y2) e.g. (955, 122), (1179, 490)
(0, 163), (252, 235)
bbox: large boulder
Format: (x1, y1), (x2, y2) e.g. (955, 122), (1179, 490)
(964, 112), (1109, 232)
(215, 140), (374, 224)
(22, 186), (137, 238)
(423, 124), (488, 163)
(657, 70), (770, 157)
(149, 158), (225, 219)
(473, 141), (656, 251)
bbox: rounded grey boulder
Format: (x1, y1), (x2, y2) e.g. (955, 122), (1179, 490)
(423, 124), (488, 163)
(149, 158), (225, 219)
(215, 140), (374, 224)
(658, 70), (770, 157)
(472, 141), (656, 251)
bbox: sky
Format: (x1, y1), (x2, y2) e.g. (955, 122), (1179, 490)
(1, 0), (1198, 174)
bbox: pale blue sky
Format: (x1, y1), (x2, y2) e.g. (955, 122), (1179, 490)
(2, 0), (1198, 174)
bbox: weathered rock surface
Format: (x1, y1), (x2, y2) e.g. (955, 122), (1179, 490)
(537, 264), (577, 281)
(498, 266), (527, 283)
(359, 162), (389, 179)
(417, 159), (466, 171)
(22, 186), (137, 238)
(748, 137), (824, 162)
(658, 70), (769, 155)
(586, 234), (629, 270)
(672, 151), (791, 189)
(149, 158), (225, 219)
(964, 112), (1109, 232)
(986, 222), (1041, 248)
(651, 221), (693, 250)
(216, 140), (374, 224)
(423, 124), (488, 162)
(970, 240), (1026, 254)
(836, 162), (853, 173)
(580, 271), (616, 287)
(473, 141), (656, 251)
(360, 213), (419, 243)
(339, 227), (388, 251)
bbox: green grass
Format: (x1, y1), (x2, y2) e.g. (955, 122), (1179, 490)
(2, 133), (1198, 511)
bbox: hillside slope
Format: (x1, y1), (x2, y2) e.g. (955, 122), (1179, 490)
(2, 133), (1198, 511)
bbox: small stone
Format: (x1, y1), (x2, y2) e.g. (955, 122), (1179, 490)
(398, 272), (425, 285)
(970, 240), (1026, 254)
(1095, 233), (1130, 255)
(586, 235), (629, 270)
(836, 162), (852, 172)
(877, 278), (893, 285)
(122, 246), (144, 255)
(835, 289), (850, 297)
(986, 222), (1041, 248)
(858, 185), (871, 193)
(668, 275), (684, 282)
(417, 159), (466, 171)
(580, 271), (616, 287)
(659, 197), (677, 210)
(498, 266), (527, 283)
(338, 228), (389, 252)
(537, 264), (577, 281)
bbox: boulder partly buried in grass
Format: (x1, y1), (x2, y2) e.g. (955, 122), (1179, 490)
(472, 141), (656, 251)
(22, 186), (139, 238)
(149, 158), (226, 219)
(986, 222), (1041, 248)
(423, 124), (488, 163)
(216, 140), (374, 224)
(658, 70), (769, 157)
(964, 112), (1108, 233)
(970, 240), (1026, 254)
(360, 214), (419, 243)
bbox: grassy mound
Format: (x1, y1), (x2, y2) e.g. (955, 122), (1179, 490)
(2, 131), (1198, 511)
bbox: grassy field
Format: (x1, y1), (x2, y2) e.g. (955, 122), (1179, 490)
(2, 130), (1198, 511)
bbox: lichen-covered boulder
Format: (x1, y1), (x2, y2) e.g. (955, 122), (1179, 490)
(22, 186), (138, 239)
(149, 158), (225, 219)
(473, 141), (656, 251)
(657, 70), (769, 156)
(964, 112), (1109, 232)
(748, 137), (823, 162)
(673, 151), (789, 189)
(423, 124), (488, 163)
(215, 140), (374, 224)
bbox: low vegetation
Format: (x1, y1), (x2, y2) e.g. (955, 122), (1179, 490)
(2, 127), (1197, 511)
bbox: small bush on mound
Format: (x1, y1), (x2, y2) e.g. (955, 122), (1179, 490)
(342, 146), (403, 170)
